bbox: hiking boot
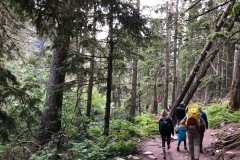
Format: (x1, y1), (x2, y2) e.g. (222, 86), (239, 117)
(177, 147), (180, 152)
(167, 145), (171, 150)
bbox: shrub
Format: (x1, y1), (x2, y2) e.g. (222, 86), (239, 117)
(205, 102), (240, 128)
(134, 113), (159, 136)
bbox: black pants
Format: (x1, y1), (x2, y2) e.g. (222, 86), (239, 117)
(199, 131), (204, 151)
(177, 140), (186, 147)
(161, 134), (171, 148)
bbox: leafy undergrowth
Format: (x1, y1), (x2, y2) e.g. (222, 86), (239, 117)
(0, 113), (158, 160)
(64, 114), (158, 160)
(205, 102), (240, 128)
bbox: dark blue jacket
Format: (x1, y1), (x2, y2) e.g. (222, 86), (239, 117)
(200, 111), (208, 129)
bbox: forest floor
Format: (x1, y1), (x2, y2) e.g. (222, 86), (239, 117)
(137, 128), (220, 160)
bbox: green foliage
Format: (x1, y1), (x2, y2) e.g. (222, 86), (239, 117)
(63, 119), (139, 160)
(134, 113), (159, 136)
(110, 119), (138, 138)
(199, 75), (221, 99)
(205, 102), (240, 128)
(104, 139), (136, 157)
(208, 31), (231, 40)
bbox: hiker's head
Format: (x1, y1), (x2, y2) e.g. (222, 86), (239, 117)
(179, 103), (185, 108)
(162, 110), (168, 116)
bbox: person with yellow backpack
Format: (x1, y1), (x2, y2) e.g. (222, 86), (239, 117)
(180, 104), (205, 160)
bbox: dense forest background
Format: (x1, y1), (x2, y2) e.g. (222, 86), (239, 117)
(0, 0), (240, 159)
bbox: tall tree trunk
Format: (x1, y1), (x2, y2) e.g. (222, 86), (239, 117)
(163, 1), (170, 111)
(229, 26), (240, 110)
(86, 6), (97, 118)
(117, 87), (121, 107)
(169, 1), (235, 117)
(40, 46), (68, 142)
(129, 59), (138, 121)
(151, 75), (158, 114)
(86, 53), (95, 117)
(172, 0), (179, 106)
(104, 2), (113, 136)
(74, 36), (84, 117)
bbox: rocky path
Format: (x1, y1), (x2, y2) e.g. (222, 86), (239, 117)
(138, 129), (219, 160)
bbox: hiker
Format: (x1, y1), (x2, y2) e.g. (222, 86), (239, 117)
(175, 103), (186, 125)
(159, 110), (174, 156)
(168, 104), (172, 111)
(180, 104), (205, 160)
(199, 108), (208, 153)
(176, 124), (187, 151)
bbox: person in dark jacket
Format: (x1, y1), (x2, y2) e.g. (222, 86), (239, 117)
(175, 103), (186, 125)
(159, 110), (174, 157)
(199, 109), (208, 153)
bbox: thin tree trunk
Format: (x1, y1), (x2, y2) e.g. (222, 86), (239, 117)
(115, 87), (121, 107)
(86, 6), (97, 118)
(138, 92), (141, 115)
(86, 53), (94, 117)
(151, 71), (158, 114)
(163, 1), (170, 111)
(129, 59), (138, 121)
(104, 2), (113, 136)
(169, 1), (235, 117)
(172, 0), (179, 106)
(129, 0), (140, 120)
(74, 36), (84, 117)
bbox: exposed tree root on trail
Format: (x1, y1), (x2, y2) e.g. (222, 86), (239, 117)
(209, 123), (240, 160)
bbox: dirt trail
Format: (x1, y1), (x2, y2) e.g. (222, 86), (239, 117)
(138, 129), (219, 160)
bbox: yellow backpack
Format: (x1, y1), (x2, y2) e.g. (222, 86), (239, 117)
(185, 104), (201, 131)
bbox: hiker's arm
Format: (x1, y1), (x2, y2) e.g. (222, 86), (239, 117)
(180, 116), (187, 125)
(200, 117), (205, 127)
(203, 113), (209, 129)
(180, 119), (185, 125)
(159, 120), (162, 135)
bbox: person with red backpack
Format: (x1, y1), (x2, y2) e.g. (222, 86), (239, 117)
(180, 104), (205, 160)
(159, 110), (174, 158)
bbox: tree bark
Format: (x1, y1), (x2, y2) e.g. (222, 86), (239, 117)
(104, 1), (113, 136)
(229, 31), (240, 110)
(40, 46), (68, 142)
(151, 76), (158, 114)
(163, 1), (170, 111)
(172, 0), (179, 106)
(86, 53), (95, 117)
(169, 1), (235, 117)
(129, 59), (138, 121)
(183, 11), (240, 106)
